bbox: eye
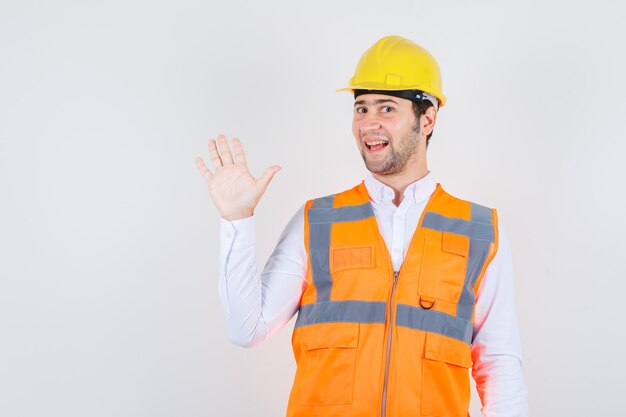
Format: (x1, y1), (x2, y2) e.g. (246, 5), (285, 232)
(381, 106), (394, 113)
(355, 106), (366, 114)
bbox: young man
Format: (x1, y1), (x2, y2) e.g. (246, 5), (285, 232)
(196, 35), (528, 417)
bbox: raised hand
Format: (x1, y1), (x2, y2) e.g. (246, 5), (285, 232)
(196, 134), (281, 221)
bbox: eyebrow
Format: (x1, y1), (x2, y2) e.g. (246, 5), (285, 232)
(354, 98), (399, 107)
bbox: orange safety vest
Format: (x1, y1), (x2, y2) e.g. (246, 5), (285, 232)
(286, 181), (499, 417)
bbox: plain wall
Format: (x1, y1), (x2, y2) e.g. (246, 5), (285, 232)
(1, 0), (625, 416)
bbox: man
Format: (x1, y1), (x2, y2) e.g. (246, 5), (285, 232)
(196, 35), (528, 417)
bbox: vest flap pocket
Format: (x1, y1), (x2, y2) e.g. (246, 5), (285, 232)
(293, 322), (359, 405)
(441, 231), (469, 257)
(421, 332), (472, 416)
(330, 245), (375, 273)
(301, 322), (359, 350)
(424, 332), (471, 368)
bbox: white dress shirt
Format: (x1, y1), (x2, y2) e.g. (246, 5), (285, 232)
(218, 171), (528, 417)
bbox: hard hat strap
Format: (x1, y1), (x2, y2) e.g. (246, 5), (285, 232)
(354, 89), (439, 110)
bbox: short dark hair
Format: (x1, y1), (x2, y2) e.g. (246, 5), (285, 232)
(412, 100), (435, 147)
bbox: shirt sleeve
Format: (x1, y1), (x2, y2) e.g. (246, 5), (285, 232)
(471, 218), (529, 417)
(217, 205), (308, 347)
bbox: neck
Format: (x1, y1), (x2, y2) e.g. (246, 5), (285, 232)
(372, 157), (428, 206)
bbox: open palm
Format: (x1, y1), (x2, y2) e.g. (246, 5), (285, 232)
(196, 135), (281, 221)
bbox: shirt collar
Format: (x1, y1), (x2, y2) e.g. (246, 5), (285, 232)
(363, 170), (436, 205)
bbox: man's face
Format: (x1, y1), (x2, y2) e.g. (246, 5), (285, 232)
(352, 94), (421, 176)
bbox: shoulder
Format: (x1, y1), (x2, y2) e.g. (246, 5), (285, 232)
(438, 185), (495, 211)
(432, 184), (498, 227)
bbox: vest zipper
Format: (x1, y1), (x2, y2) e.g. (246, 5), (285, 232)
(381, 270), (399, 417)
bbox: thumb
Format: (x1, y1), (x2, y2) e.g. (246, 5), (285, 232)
(256, 165), (281, 194)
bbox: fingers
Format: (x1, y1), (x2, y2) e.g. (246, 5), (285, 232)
(207, 139), (223, 169)
(216, 134), (234, 165)
(195, 156), (213, 182)
(208, 135), (247, 169)
(232, 137), (247, 165)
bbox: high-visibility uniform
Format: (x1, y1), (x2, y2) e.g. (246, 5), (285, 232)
(286, 181), (499, 417)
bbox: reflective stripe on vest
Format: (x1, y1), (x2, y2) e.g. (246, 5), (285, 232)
(296, 187), (496, 346)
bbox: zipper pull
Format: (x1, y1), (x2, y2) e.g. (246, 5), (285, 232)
(393, 271), (399, 282)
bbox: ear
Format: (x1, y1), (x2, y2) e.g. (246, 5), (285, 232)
(420, 106), (438, 136)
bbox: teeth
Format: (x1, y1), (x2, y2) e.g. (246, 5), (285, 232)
(366, 140), (388, 146)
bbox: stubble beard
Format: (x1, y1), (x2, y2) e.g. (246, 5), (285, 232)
(361, 123), (421, 176)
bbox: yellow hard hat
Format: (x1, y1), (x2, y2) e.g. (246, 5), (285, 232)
(339, 35), (446, 108)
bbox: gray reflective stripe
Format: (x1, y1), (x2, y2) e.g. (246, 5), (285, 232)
(312, 194), (335, 209)
(458, 240), (490, 321)
(304, 192), (494, 344)
(295, 300), (387, 328)
(309, 195), (335, 302)
(310, 230), (332, 302)
(308, 202), (374, 224)
(470, 202), (492, 225)
(421, 212), (495, 242)
(395, 304), (473, 345)
(457, 203), (494, 320)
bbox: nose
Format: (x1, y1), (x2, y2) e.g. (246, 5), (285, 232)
(357, 111), (382, 134)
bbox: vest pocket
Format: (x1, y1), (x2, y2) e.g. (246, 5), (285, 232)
(419, 232), (469, 304)
(330, 245), (376, 272)
(421, 332), (471, 416)
(294, 322), (359, 405)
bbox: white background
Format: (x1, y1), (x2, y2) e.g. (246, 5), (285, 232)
(1, 1), (625, 416)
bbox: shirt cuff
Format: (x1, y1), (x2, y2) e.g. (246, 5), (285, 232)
(219, 215), (256, 250)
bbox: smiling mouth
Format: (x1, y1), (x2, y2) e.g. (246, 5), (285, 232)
(365, 140), (389, 151)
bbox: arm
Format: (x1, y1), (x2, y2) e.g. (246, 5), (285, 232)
(196, 135), (306, 346)
(218, 206), (308, 347)
(471, 221), (529, 417)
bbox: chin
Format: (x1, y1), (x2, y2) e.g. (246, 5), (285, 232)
(365, 163), (392, 175)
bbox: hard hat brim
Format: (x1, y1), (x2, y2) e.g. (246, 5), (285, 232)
(337, 85), (446, 108)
